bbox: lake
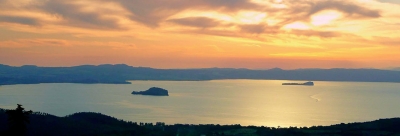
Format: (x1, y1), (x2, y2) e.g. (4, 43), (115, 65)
(0, 80), (399, 127)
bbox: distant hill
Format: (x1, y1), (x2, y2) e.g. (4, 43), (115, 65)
(1, 108), (399, 135)
(390, 67), (400, 71)
(1, 64), (400, 85)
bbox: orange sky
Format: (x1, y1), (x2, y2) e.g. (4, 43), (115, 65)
(0, 0), (400, 69)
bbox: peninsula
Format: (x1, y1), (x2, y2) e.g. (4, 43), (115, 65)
(131, 87), (169, 96)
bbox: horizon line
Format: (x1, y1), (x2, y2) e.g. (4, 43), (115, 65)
(1, 63), (399, 71)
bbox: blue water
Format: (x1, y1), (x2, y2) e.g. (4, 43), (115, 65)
(0, 80), (399, 127)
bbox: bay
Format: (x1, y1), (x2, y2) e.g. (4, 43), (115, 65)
(0, 80), (399, 127)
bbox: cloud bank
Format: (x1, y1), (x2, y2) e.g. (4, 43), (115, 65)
(0, 0), (399, 69)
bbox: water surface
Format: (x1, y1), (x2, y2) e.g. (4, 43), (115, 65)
(0, 80), (399, 127)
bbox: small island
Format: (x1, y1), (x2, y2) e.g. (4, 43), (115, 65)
(131, 87), (169, 96)
(282, 81), (314, 86)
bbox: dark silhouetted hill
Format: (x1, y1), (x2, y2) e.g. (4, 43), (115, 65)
(1, 64), (400, 85)
(0, 108), (399, 136)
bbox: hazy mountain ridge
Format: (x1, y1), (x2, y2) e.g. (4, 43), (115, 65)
(1, 64), (400, 85)
(390, 67), (400, 71)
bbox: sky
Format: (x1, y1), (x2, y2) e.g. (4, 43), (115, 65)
(0, 0), (400, 69)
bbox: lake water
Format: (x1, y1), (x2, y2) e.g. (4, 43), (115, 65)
(0, 80), (399, 127)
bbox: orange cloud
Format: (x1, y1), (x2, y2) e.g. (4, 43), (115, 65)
(0, 0), (399, 69)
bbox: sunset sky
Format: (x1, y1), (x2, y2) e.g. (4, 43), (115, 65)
(0, 0), (400, 69)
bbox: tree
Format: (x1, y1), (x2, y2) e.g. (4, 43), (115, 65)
(6, 104), (32, 136)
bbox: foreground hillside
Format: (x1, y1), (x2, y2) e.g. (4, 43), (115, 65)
(1, 64), (400, 85)
(1, 108), (399, 136)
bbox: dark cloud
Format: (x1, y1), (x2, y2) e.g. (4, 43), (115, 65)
(117, 1), (180, 27)
(239, 24), (279, 34)
(168, 17), (222, 28)
(378, 0), (400, 5)
(121, 0), (377, 38)
(291, 30), (342, 38)
(201, 0), (261, 11)
(0, 15), (40, 26)
(0, 0), (8, 6)
(40, 0), (122, 30)
(274, 0), (381, 27)
(307, 1), (381, 18)
(118, 0), (260, 27)
(2, 0), (260, 29)
(0, 0), (382, 39)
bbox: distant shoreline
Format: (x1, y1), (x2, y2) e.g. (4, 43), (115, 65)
(1, 79), (400, 86)
(1, 64), (400, 86)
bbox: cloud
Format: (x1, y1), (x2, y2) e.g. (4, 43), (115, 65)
(159, 0), (381, 38)
(0, 39), (69, 48)
(201, 0), (262, 11)
(290, 30), (342, 38)
(0, 38), (137, 49)
(275, 0), (381, 26)
(378, 0), (400, 5)
(0, 0), (128, 30)
(307, 1), (381, 18)
(118, 0), (260, 27)
(168, 17), (222, 28)
(40, 0), (123, 30)
(0, 15), (40, 26)
(0, 0), (390, 40)
(374, 36), (400, 46)
(239, 24), (279, 34)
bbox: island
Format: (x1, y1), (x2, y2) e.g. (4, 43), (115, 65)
(282, 81), (314, 86)
(131, 87), (169, 96)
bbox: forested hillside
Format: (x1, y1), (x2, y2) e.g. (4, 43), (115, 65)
(1, 107), (400, 136)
